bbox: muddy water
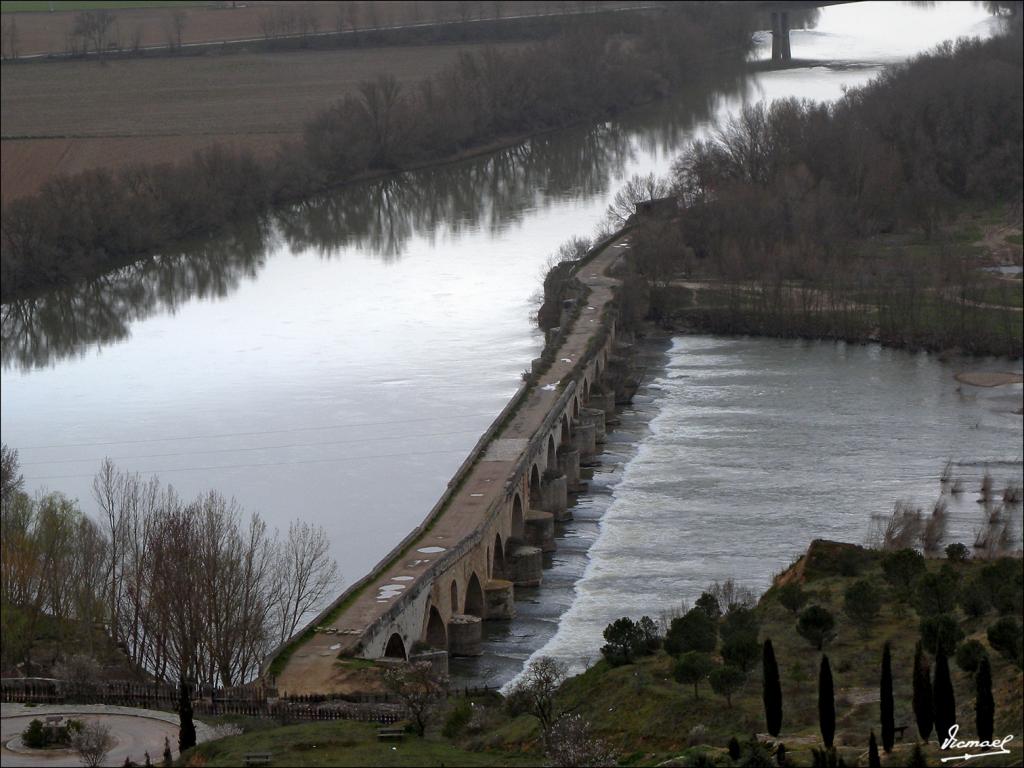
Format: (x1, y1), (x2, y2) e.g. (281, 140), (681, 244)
(0, 2), (1009, 684)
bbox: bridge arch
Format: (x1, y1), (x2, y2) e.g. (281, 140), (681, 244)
(492, 533), (505, 578)
(384, 633), (407, 660)
(583, 376), (591, 402)
(511, 495), (524, 541)
(425, 605), (447, 649)
(546, 434), (557, 471)
(561, 413), (571, 442)
(465, 572), (485, 618)
(572, 396), (580, 419)
(450, 581), (459, 614)
(529, 465), (541, 507)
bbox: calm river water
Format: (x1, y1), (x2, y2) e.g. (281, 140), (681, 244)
(1, 2), (1016, 686)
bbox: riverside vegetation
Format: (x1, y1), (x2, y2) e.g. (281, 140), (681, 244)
(178, 539), (1023, 767)
(0, 446), (339, 689)
(609, 21), (1023, 358)
(0, 4), (754, 300)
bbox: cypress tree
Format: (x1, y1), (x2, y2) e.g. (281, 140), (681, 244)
(818, 654), (835, 750)
(868, 730), (881, 768)
(880, 642), (895, 753)
(178, 676), (196, 752)
(912, 640), (934, 741)
(763, 638), (783, 737)
(975, 655), (994, 743)
(933, 647), (956, 744)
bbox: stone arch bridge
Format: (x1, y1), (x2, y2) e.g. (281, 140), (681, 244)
(268, 232), (637, 694)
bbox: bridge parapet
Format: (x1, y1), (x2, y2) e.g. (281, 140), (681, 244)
(268, 228), (631, 695)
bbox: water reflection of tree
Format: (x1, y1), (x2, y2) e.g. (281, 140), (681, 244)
(274, 122), (637, 259)
(4, 72), (746, 369)
(2, 221), (271, 371)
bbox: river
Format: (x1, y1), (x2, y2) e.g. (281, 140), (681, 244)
(1, 2), (1015, 687)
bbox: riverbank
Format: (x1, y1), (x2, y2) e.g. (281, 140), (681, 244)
(184, 539), (1024, 767)
(0, 4), (754, 301)
(268, 227), (631, 694)
(647, 207), (1023, 360)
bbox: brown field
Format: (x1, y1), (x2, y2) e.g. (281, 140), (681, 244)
(0, 42), (518, 200)
(0, 1), (573, 57)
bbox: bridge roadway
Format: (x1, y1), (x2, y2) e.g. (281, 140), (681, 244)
(273, 232), (630, 695)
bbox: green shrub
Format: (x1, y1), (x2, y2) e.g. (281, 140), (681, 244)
(665, 608), (717, 656)
(954, 639), (987, 674)
(919, 614), (964, 656)
(945, 543), (969, 562)
(881, 549), (926, 597)
(22, 719), (45, 749)
(777, 582), (808, 614)
(797, 606), (836, 650)
(442, 697), (473, 739)
(987, 616), (1023, 668)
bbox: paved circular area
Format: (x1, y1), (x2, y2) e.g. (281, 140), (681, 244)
(1, 705), (212, 767)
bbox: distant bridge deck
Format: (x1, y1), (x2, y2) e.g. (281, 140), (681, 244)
(272, 232), (629, 695)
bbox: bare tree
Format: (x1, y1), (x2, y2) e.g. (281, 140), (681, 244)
(546, 714), (617, 767)
(1, 444), (23, 504)
(505, 656), (567, 736)
(3, 17), (20, 60)
(357, 74), (407, 167)
(707, 578), (756, 613)
(383, 661), (448, 736)
(72, 10), (116, 56)
(71, 721), (114, 768)
(53, 654), (102, 701)
(272, 520), (339, 645)
(130, 23), (144, 54)
(165, 9), (187, 51)
(606, 173), (672, 226)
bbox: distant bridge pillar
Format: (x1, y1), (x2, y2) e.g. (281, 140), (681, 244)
(580, 407), (606, 444)
(771, 11), (792, 62)
(558, 447), (582, 494)
(448, 615), (483, 657)
(540, 474), (568, 519)
(484, 579), (515, 620)
(525, 509), (556, 551)
(572, 420), (597, 458)
(509, 544), (543, 587)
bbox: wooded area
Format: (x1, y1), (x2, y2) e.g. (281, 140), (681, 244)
(622, 23), (1023, 356)
(0, 446), (338, 688)
(0, 4), (753, 299)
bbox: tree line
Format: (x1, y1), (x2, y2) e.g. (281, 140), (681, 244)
(624, 20), (1023, 357)
(583, 545), (1022, 766)
(0, 4), (754, 301)
(0, 445), (338, 689)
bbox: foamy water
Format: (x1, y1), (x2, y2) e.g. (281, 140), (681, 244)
(519, 337), (1023, 678)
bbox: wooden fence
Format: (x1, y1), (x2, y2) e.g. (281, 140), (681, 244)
(0, 678), (404, 724)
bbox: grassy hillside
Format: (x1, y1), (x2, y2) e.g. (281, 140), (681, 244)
(180, 541), (1023, 767)
(183, 719), (538, 767)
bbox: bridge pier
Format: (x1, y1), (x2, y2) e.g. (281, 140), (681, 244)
(771, 11), (792, 61)
(484, 579), (515, 620)
(579, 407), (606, 444)
(525, 509), (556, 551)
(572, 420), (597, 457)
(448, 615), (483, 657)
(558, 447), (583, 494)
(509, 544), (544, 587)
(590, 388), (617, 422)
(410, 648), (449, 678)
(540, 473), (568, 519)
